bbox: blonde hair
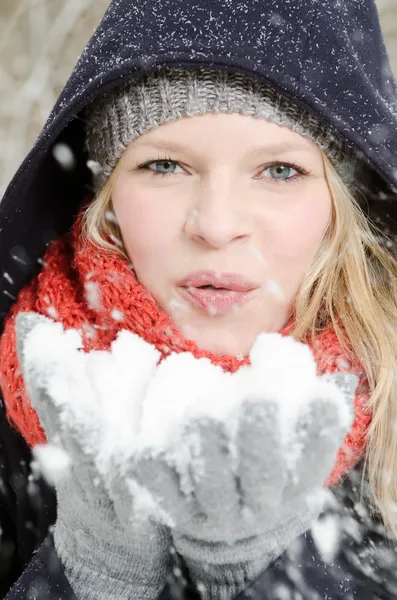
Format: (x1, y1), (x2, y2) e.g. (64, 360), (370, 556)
(82, 153), (397, 536)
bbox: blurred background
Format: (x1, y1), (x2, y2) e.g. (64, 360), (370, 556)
(1, 0), (397, 197)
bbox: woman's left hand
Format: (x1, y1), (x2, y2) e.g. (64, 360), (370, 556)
(126, 334), (357, 599)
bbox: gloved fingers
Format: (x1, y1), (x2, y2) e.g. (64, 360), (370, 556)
(32, 385), (68, 444)
(320, 372), (358, 410)
(61, 430), (108, 493)
(15, 312), (53, 374)
(180, 417), (242, 527)
(102, 462), (167, 527)
(131, 451), (201, 531)
(15, 312), (103, 454)
(15, 314), (74, 444)
(236, 399), (287, 513)
(284, 392), (350, 498)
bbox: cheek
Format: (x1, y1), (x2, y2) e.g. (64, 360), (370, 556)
(289, 195), (331, 253)
(112, 184), (179, 266)
(258, 186), (332, 279)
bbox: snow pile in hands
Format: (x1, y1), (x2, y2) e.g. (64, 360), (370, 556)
(22, 318), (353, 478)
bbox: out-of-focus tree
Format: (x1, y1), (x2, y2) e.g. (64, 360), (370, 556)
(1, 0), (397, 196)
(0, 0), (109, 196)
(378, 0), (397, 76)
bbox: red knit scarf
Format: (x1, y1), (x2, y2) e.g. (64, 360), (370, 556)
(0, 217), (371, 487)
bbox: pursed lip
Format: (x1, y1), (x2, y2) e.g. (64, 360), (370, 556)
(176, 270), (258, 316)
(177, 270), (258, 292)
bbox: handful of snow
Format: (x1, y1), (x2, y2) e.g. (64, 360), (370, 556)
(139, 333), (354, 473)
(21, 316), (354, 479)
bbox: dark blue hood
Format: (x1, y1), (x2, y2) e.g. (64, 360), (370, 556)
(1, 0), (397, 326)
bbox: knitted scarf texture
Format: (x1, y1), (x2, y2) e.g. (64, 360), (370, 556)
(0, 217), (371, 487)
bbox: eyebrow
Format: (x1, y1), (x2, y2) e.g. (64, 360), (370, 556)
(133, 139), (316, 156)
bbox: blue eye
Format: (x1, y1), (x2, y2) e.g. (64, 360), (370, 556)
(151, 160), (176, 174)
(265, 165), (298, 181)
(258, 162), (310, 184)
(145, 160), (183, 175)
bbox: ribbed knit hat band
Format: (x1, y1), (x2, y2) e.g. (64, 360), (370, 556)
(85, 68), (353, 190)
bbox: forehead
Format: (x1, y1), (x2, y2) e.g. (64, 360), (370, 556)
(127, 113), (322, 159)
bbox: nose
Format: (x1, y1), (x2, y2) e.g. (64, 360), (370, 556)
(184, 175), (252, 249)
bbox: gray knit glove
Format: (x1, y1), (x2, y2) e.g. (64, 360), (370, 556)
(127, 335), (357, 600)
(15, 312), (173, 600)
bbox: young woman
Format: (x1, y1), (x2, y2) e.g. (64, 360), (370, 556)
(1, 1), (397, 599)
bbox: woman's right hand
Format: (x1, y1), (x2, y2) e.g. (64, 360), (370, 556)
(15, 312), (173, 600)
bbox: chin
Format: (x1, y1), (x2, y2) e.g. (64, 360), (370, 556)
(176, 318), (258, 358)
(193, 333), (251, 357)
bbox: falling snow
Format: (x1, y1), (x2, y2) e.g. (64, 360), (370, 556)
(52, 143), (76, 171)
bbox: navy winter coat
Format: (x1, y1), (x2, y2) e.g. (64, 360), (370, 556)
(2, 0), (397, 598)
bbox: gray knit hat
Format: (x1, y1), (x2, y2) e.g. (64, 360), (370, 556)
(85, 68), (354, 190)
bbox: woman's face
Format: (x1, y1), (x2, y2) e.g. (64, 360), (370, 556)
(112, 113), (332, 356)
